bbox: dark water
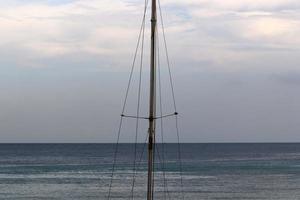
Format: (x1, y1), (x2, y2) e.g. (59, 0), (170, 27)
(0, 143), (300, 199)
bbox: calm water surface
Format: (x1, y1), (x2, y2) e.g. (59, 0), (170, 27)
(0, 143), (300, 199)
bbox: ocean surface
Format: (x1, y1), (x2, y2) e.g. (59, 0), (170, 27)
(0, 143), (300, 200)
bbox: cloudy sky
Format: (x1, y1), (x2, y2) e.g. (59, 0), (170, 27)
(1, 0), (300, 143)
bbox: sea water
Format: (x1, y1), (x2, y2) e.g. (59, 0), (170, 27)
(0, 143), (300, 199)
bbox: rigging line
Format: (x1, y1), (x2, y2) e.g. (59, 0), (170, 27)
(121, 0), (149, 115)
(108, 1), (149, 199)
(131, 122), (150, 199)
(157, 25), (171, 200)
(121, 115), (148, 119)
(130, 131), (149, 198)
(157, 0), (177, 112)
(131, 0), (147, 198)
(152, 132), (156, 199)
(157, 1), (184, 199)
(175, 115), (184, 200)
(107, 117), (123, 200)
(136, 131), (150, 172)
(155, 112), (178, 119)
(154, 141), (171, 199)
(121, 112), (177, 120)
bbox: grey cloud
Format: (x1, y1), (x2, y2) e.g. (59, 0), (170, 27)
(272, 72), (300, 85)
(1, 0), (300, 142)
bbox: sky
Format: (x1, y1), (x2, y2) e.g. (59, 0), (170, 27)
(0, 0), (300, 143)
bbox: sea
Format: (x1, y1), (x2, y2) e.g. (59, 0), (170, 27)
(0, 143), (300, 200)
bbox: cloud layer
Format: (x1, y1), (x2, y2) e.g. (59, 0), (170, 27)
(0, 0), (300, 70)
(1, 0), (300, 142)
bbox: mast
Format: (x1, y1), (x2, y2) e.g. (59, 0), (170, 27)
(147, 0), (157, 199)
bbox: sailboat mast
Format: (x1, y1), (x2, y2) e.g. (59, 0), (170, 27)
(147, 0), (157, 199)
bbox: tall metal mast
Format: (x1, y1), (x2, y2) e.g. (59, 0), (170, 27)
(147, 0), (157, 199)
